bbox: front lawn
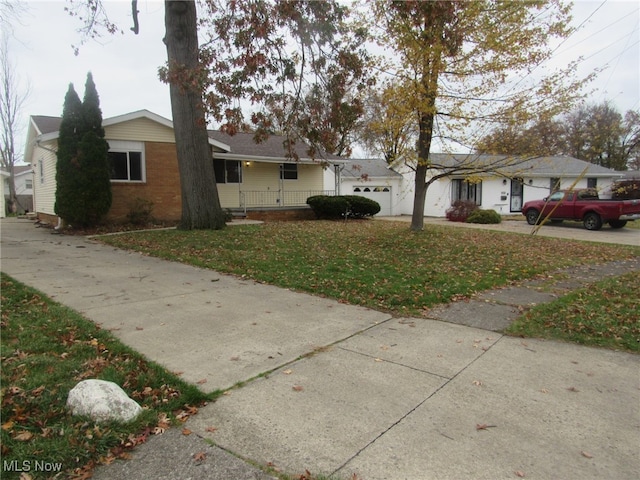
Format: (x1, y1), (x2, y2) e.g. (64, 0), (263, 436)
(97, 220), (640, 317)
(0, 274), (213, 480)
(507, 271), (640, 352)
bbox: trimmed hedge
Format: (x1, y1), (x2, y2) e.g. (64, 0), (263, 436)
(466, 209), (502, 224)
(307, 195), (381, 219)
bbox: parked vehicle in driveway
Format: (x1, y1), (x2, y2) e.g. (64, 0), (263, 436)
(522, 189), (640, 231)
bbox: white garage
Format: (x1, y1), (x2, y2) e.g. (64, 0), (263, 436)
(352, 185), (393, 216)
(324, 158), (404, 216)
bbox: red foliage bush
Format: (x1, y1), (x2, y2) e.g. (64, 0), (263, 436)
(445, 200), (478, 222)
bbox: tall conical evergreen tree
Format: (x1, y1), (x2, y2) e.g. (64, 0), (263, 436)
(78, 72), (111, 225)
(54, 83), (83, 223)
(82, 72), (106, 138)
(54, 73), (111, 227)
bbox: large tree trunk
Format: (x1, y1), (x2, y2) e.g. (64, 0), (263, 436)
(410, 164), (428, 231)
(410, 111), (435, 231)
(164, 0), (226, 230)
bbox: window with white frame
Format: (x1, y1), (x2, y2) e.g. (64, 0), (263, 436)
(107, 141), (145, 182)
(451, 179), (482, 205)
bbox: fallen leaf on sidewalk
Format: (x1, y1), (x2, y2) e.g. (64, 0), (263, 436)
(193, 451), (206, 463)
(196, 378), (207, 385)
(476, 423), (497, 431)
(182, 428), (192, 436)
(514, 470), (526, 477)
(135, 326), (144, 331)
(581, 451), (593, 459)
(292, 385), (304, 392)
(283, 369), (293, 375)
(567, 386), (580, 392)
(205, 426), (217, 433)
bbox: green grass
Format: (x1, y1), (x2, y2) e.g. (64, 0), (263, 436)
(506, 271), (640, 352)
(0, 274), (213, 480)
(97, 220), (640, 317)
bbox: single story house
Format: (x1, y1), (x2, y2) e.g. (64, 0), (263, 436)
(2, 165), (34, 214)
(328, 154), (625, 217)
(25, 110), (343, 224)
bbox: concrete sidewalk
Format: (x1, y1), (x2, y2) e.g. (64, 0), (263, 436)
(1, 217), (638, 480)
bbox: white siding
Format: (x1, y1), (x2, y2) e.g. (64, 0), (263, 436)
(32, 142), (58, 216)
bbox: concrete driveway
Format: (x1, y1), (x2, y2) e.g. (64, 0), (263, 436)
(377, 216), (640, 246)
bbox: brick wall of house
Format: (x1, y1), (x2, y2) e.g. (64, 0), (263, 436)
(245, 207), (316, 222)
(108, 141), (182, 223)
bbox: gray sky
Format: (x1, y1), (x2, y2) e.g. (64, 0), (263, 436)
(9, 0), (640, 160)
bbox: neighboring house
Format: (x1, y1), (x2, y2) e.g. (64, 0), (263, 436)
(0, 170), (9, 218)
(2, 165), (34, 213)
(328, 154), (625, 218)
(25, 110), (343, 224)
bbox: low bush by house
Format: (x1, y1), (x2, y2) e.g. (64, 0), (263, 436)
(307, 195), (381, 219)
(466, 209), (502, 224)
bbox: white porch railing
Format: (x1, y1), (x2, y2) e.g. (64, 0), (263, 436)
(239, 190), (335, 209)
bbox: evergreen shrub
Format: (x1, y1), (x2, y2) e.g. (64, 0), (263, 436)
(306, 195), (380, 219)
(466, 209), (502, 224)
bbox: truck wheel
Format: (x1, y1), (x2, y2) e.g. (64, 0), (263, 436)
(608, 219), (627, 229)
(525, 209), (540, 225)
(583, 212), (603, 231)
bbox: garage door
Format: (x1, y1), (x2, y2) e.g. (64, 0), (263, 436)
(353, 186), (392, 216)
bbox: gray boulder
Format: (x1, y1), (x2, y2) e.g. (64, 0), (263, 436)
(67, 379), (142, 423)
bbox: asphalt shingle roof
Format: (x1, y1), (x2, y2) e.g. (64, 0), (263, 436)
(207, 130), (342, 161)
(427, 153), (620, 177)
(340, 158), (403, 179)
(31, 116), (62, 135)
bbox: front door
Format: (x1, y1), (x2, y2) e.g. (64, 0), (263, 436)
(510, 178), (523, 212)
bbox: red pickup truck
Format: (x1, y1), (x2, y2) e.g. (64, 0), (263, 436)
(522, 189), (640, 230)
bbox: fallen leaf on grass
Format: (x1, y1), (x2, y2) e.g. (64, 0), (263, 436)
(13, 431), (33, 441)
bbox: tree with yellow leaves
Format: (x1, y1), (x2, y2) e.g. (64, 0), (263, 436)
(370, 0), (592, 231)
